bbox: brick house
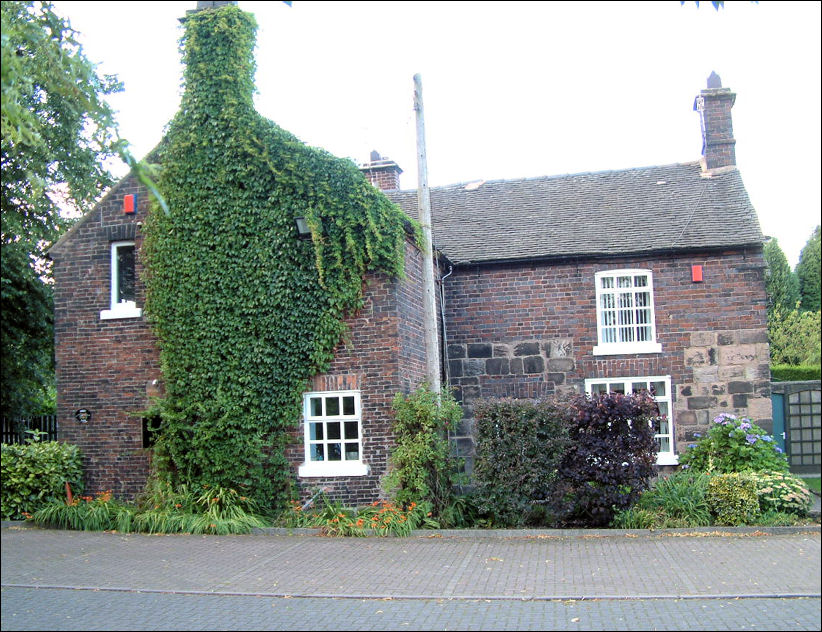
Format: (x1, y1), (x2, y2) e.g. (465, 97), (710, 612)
(50, 34), (769, 501)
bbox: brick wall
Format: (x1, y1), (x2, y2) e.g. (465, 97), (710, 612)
(52, 176), (426, 505)
(51, 174), (160, 499)
(285, 240), (427, 506)
(442, 249), (770, 472)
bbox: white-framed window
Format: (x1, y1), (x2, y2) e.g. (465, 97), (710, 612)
(593, 269), (661, 355)
(585, 376), (677, 465)
(100, 241), (142, 320)
(298, 390), (369, 477)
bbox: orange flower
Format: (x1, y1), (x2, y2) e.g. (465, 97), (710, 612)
(356, 519), (364, 527)
(174, 503), (182, 508)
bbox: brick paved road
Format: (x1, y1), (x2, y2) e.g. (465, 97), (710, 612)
(2, 525), (819, 630)
(2, 587), (820, 631)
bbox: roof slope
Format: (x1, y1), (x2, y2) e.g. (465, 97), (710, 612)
(388, 162), (764, 265)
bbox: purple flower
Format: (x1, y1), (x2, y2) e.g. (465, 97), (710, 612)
(761, 435), (773, 442)
(775, 446), (784, 453)
(713, 412), (737, 425)
(745, 434), (758, 444)
(739, 422), (752, 431)
(693, 433), (702, 438)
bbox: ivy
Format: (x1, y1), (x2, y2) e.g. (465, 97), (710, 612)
(142, 5), (413, 513)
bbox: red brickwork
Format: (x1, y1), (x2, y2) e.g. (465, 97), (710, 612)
(50, 174), (160, 499)
(284, 241), (427, 507)
(52, 182), (426, 505)
(443, 249), (770, 471)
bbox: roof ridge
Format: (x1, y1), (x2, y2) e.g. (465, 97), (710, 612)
(395, 161), (704, 194)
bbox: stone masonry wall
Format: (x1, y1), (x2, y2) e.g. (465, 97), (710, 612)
(442, 249), (770, 473)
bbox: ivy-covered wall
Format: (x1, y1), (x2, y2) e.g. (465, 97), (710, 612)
(141, 5), (414, 512)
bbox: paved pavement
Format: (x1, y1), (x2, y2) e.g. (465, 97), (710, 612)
(1, 523), (820, 630)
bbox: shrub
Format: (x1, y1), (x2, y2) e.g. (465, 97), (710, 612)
(472, 398), (571, 527)
(706, 472), (761, 526)
(679, 413), (789, 474)
(749, 471), (812, 516)
(558, 392), (660, 527)
(384, 386), (463, 520)
(770, 365), (821, 382)
(1, 440), (84, 520)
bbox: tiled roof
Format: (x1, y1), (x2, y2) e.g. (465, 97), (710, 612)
(387, 162), (764, 265)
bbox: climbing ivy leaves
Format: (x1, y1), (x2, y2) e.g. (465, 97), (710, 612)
(142, 5), (410, 512)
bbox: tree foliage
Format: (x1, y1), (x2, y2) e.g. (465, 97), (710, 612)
(763, 237), (799, 319)
(768, 306), (821, 367)
(796, 225), (821, 312)
(142, 5), (413, 513)
(1, 1), (122, 416)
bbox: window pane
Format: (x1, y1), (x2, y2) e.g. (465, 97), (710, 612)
(344, 443), (359, 460)
(344, 421), (359, 440)
(652, 381), (666, 397)
(617, 276), (631, 288)
(658, 417), (669, 435)
(611, 383), (625, 394)
(310, 444), (324, 461)
(326, 397), (340, 416)
(634, 275), (648, 287)
(327, 422), (341, 440)
(601, 277), (614, 289)
(632, 381), (647, 394)
(117, 245), (136, 303)
(657, 436), (670, 453)
(309, 422), (323, 441)
(591, 383), (607, 395)
(310, 397), (322, 417)
(328, 443), (342, 461)
(343, 396), (355, 415)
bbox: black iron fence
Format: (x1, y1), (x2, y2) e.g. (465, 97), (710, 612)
(1, 415), (59, 444)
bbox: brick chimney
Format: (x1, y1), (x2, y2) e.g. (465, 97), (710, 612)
(360, 151), (403, 191)
(693, 71), (737, 171)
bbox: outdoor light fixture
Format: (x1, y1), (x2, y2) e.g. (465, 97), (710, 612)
(294, 216), (311, 240)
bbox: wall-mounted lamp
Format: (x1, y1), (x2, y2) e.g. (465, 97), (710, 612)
(294, 216), (311, 240)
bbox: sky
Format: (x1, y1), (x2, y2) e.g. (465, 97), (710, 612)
(51, 1), (821, 268)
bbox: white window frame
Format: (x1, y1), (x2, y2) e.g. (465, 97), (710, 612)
(593, 269), (661, 355)
(298, 390), (369, 477)
(100, 241), (142, 320)
(584, 376), (678, 466)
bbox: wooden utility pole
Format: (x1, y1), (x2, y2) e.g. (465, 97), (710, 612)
(413, 73), (441, 393)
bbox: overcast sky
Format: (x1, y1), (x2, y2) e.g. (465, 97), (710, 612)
(52, 1), (821, 267)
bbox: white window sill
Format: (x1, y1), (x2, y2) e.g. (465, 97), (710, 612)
(100, 307), (143, 320)
(656, 453), (679, 466)
(298, 461), (370, 478)
(593, 342), (662, 356)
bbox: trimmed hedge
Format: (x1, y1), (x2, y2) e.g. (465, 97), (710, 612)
(473, 398), (570, 527)
(1, 441), (83, 520)
(770, 365), (821, 382)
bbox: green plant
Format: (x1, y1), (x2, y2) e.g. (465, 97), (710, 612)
(679, 413), (789, 474)
(768, 307), (821, 367)
(706, 472), (761, 526)
(749, 471), (812, 516)
(634, 470), (713, 527)
(770, 365), (822, 381)
(472, 398), (571, 528)
(141, 4), (414, 514)
(1, 440), (84, 520)
(31, 490), (135, 532)
(384, 386), (462, 519)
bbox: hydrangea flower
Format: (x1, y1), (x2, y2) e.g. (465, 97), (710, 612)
(745, 434), (758, 444)
(739, 422), (752, 431)
(761, 435), (773, 442)
(714, 412), (737, 425)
